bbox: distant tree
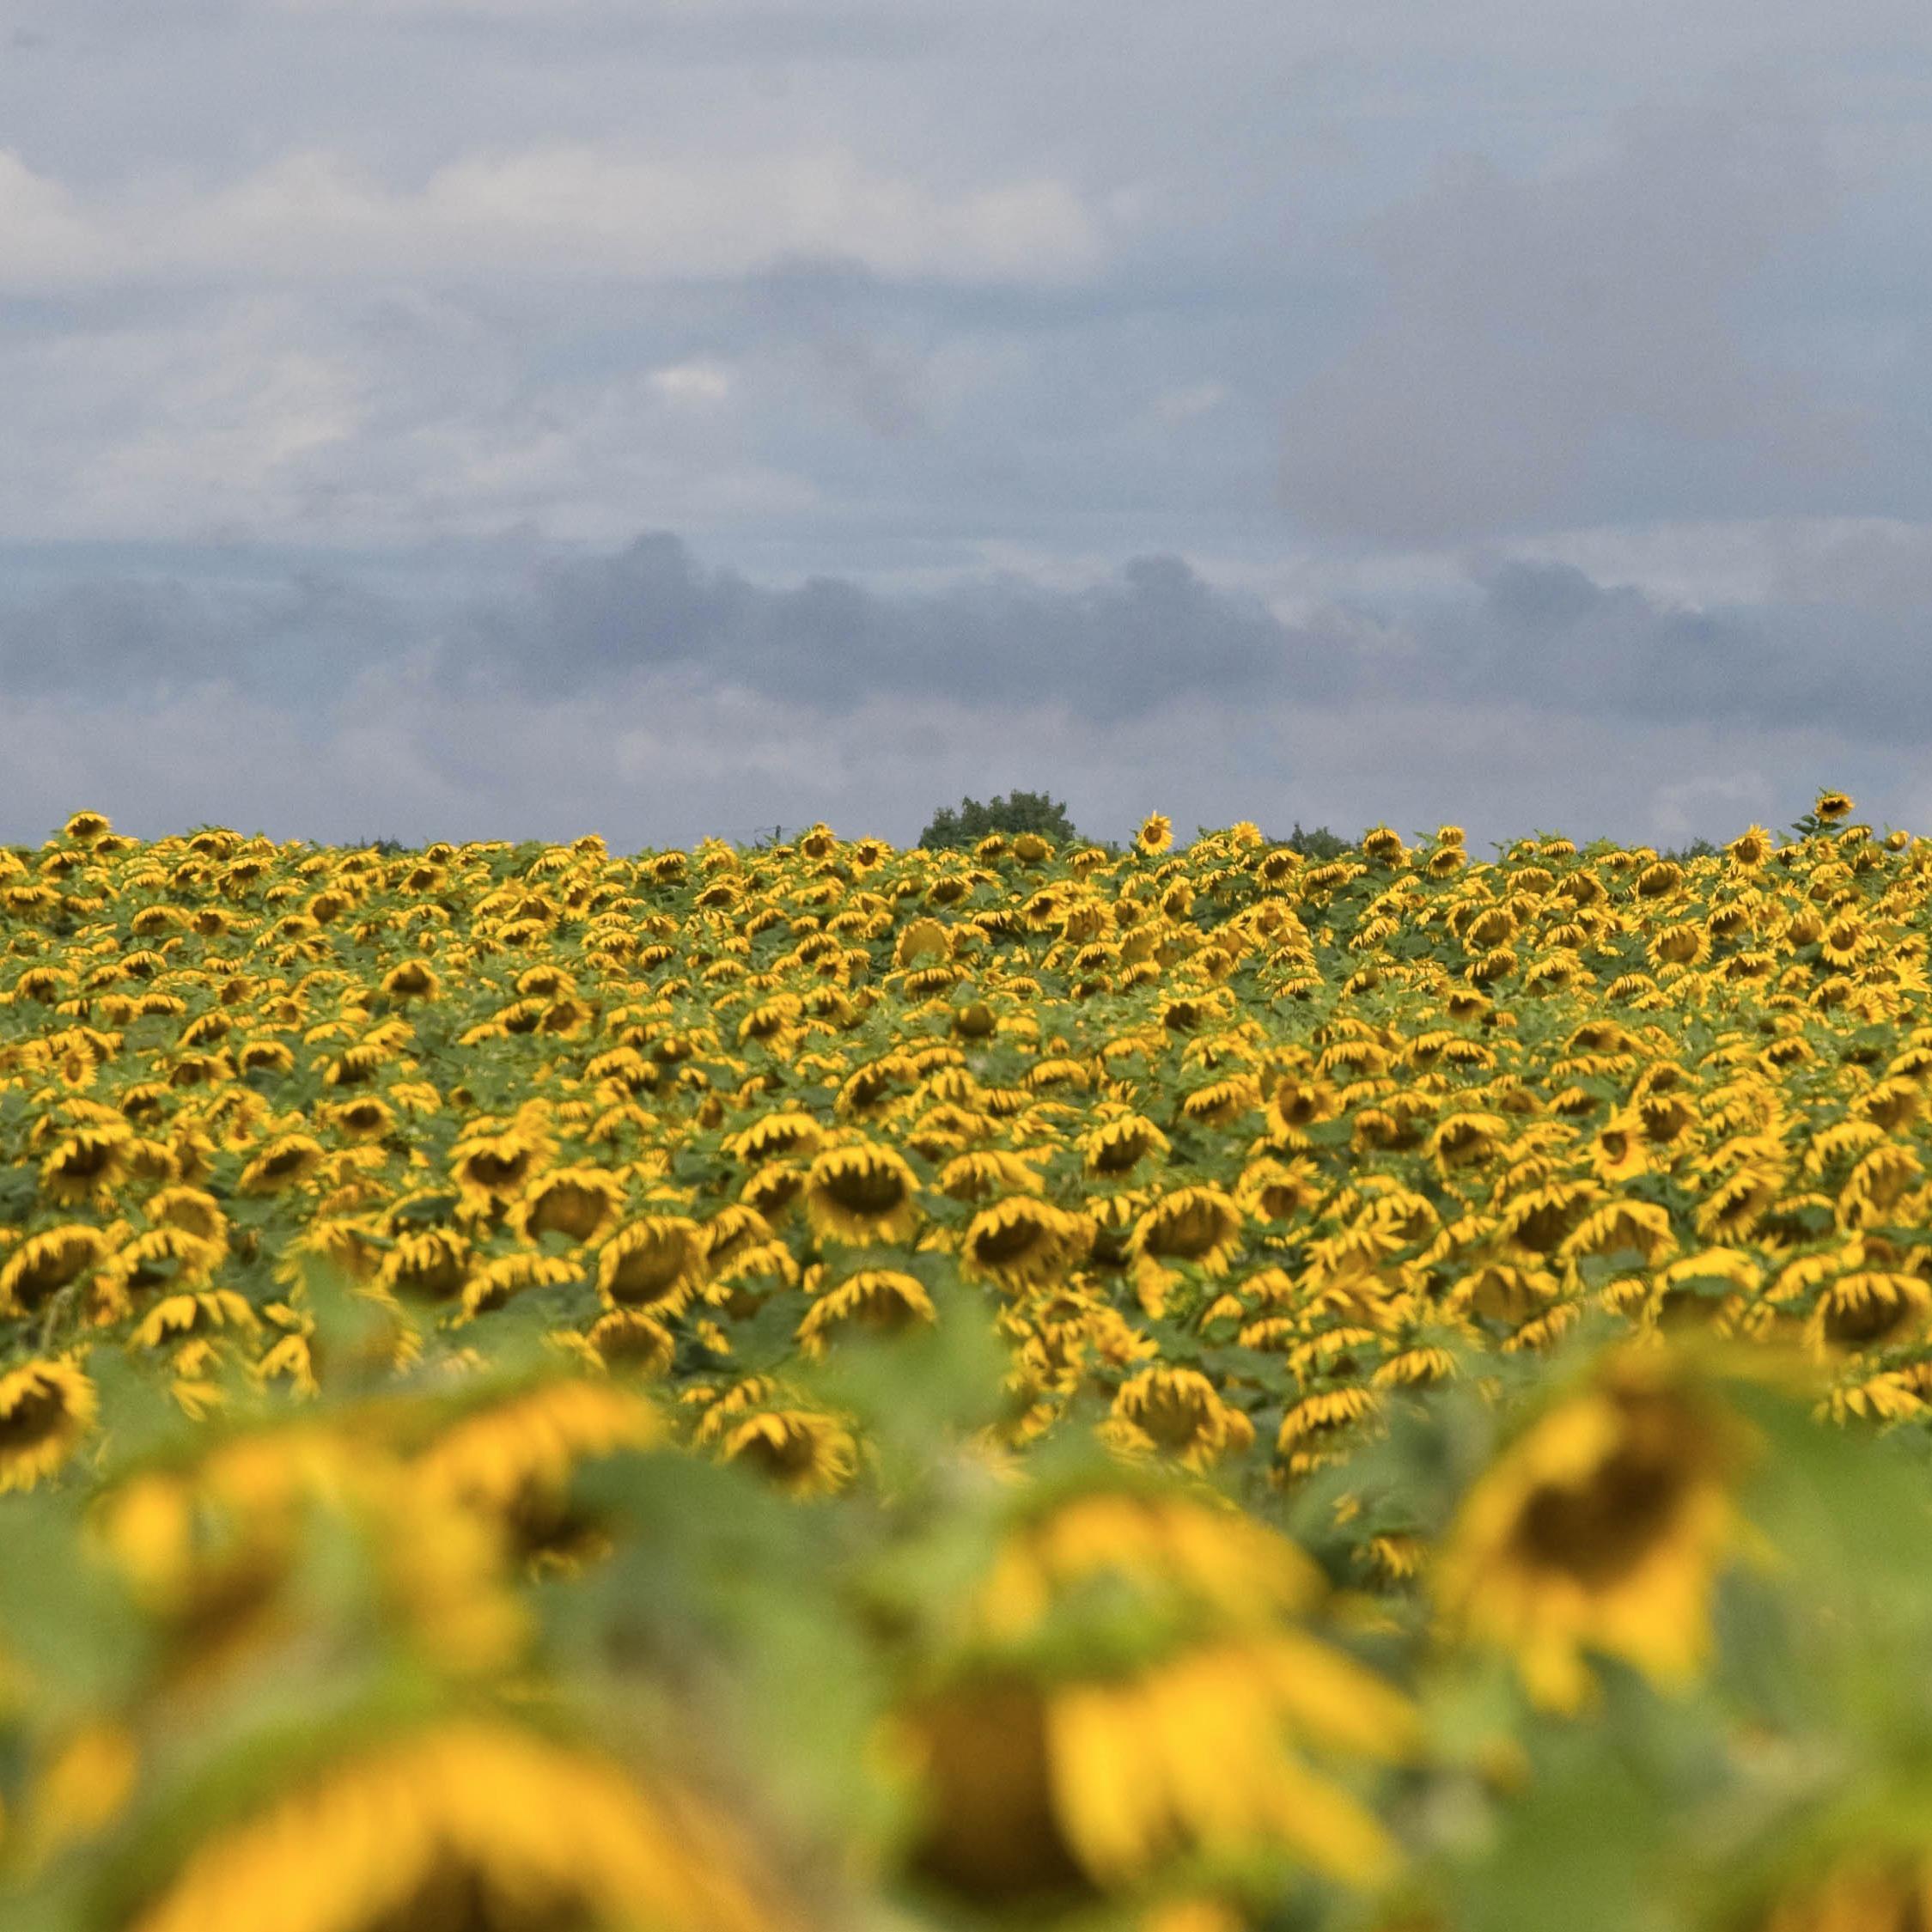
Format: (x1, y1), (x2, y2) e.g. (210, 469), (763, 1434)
(1279, 821), (1350, 861)
(918, 790), (1081, 850)
(1659, 836), (1720, 862)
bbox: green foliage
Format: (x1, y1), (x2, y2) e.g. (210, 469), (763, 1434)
(1279, 820), (1351, 860)
(917, 789), (1081, 850)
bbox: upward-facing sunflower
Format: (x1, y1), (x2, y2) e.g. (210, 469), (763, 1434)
(1135, 814), (1174, 857)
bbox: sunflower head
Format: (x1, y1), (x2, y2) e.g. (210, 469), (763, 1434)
(895, 1478), (1416, 1908)
(0, 1359), (98, 1492)
(1108, 1366), (1256, 1469)
(802, 1142), (923, 1246)
(797, 1267), (937, 1358)
(960, 1197), (1094, 1294)
(1433, 1345), (1758, 1709)
(1135, 814), (1174, 857)
(119, 1719), (783, 1932)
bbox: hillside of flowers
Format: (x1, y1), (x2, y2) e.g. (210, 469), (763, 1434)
(9, 794), (1932, 1929)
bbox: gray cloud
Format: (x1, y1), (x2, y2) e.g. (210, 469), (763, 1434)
(2, 529), (1928, 852)
(437, 533), (1337, 719)
(1277, 94), (1875, 546)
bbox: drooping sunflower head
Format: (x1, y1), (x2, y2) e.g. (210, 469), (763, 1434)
(960, 1198), (1094, 1295)
(802, 1142), (924, 1246)
(411, 1374), (662, 1563)
(722, 1109), (826, 1166)
(714, 1406), (858, 1497)
(512, 1165), (628, 1246)
(0, 1359), (99, 1492)
(894, 1478), (1417, 1909)
(797, 1267), (937, 1358)
(1813, 789), (1855, 824)
(1080, 1112), (1171, 1178)
(582, 1307), (678, 1376)
(39, 1121), (133, 1206)
(596, 1214), (706, 1312)
(1128, 1186), (1245, 1275)
(237, 1132), (326, 1198)
(378, 1227), (472, 1303)
(378, 958), (441, 1002)
(1107, 1366), (1256, 1469)
(0, 1224), (111, 1314)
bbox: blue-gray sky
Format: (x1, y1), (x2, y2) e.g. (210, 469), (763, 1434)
(3, 0), (1929, 848)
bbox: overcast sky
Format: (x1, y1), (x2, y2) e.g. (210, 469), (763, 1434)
(3, 0), (1929, 850)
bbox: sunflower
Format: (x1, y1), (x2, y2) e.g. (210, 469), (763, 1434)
(1082, 1120), (1167, 1174)
(1125, 1187), (1245, 1315)
(596, 1215), (705, 1312)
(39, 1121), (133, 1206)
(460, 1252), (582, 1319)
(0, 1223), (110, 1313)
(323, 1095), (395, 1143)
(1813, 789), (1854, 823)
(715, 1408), (857, 1496)
(583, 1308), (677, 1375)
(797, 1268), (936, 1357)
(936, 1148), (1047, 1202)
(123, 1719), (781, 1932)
(898, 1484), (1416, 1908)
(0, 1359), (98, 1491)
(511, 1165), (627, 1245)
(723, 1110), (826, 1165)
(1108, 1367), (1256, 1469)
(378, 1228), (472, 1302)
(378, 958), (441, 1001)
(450, 1119), (553, 1214)
(1136, 814), (1174, 857)
(801, 1142), (923, 1246)
(961, 1198), (1094, 1295)
(1433, 1346), (1758, 1709)
(237, 1132), (326, 1197)
(1806, 1271), (1932, 1354)
(412, 1377), (661, 1559)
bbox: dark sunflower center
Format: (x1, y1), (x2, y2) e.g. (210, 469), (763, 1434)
(1513, 1447), (1691, 1590)
(1145, 1203), (1225, 1259)
(0, 1384), (68, 1452)
(56, 1143), (116, 1180)
(363, 1863), (595, 1932)
(905, 1679), (1096, 1906)
(1090, 1131), (1148, 1173)
(465, 1152), (528, 1189)
(822, 1164), (905, 1214)
(1137, 1388), (1211, 1447)
(972, 1216), (1050, 1265)
(1825, 1286), (1919, 1347)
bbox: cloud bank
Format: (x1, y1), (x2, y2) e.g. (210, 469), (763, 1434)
(3, 530), (1924, 853)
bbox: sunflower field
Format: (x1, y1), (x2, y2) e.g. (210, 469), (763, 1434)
(11, 795), (1932, 1929)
